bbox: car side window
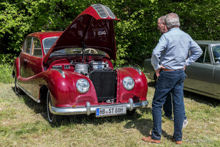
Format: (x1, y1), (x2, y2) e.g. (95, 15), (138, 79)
(212, 45), (220, 63)
(25, 37), (32, 54)
(204, 47), (210, 63)
(196, 46), (206, 63)
(196, 45), (210, 63)
(32, 38), (42, 57)
(22, 40), (27, 52)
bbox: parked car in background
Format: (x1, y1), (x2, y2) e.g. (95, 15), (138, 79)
(12, 4), (148, 123)
(144, 40), (220, 100)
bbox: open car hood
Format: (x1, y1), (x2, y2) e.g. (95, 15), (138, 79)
(44, 4), (120, 64)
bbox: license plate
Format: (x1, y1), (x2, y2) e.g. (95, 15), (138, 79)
(96, 107), (126, 117)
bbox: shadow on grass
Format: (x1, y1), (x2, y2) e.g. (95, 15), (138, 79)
(11, 86), (153, 128)
(123, 107), (172, 140)
(12, 86), (174, 139)
(147, 81), (156, 88)
(58, 108), (153, 129)
(12, 85), (176, 140)
(11, 86), (48, 118)
(184, 90), (220, 107)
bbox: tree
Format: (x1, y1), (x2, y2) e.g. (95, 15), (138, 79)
(1, 0), (220, 65)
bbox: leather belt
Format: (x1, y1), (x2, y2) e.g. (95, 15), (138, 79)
(163, 68), (183, 71)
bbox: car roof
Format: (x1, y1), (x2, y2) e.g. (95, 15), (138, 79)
(196, 40), (220, 45)
(27, 31), (63, 40)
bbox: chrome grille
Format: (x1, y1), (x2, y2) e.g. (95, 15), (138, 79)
(89, 70), (117, 102)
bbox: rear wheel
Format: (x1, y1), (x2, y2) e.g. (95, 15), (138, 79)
(47, 91), (63, 124)
(14, 75), (22, 95)
(127, 109), (136, 116)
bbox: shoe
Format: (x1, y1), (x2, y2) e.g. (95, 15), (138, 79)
(142, 136), (161, 144)
(171, 137), (182, 144)
(183, 119), (188, 128)
(164, 115), (174, 121)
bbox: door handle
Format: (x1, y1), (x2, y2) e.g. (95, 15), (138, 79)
(24, 59), (29, 63)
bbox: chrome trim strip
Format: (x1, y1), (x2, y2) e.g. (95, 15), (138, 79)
(103, 5), (116, 19)
(91, 4), (115, 19)
(183, 87), (219, 99)
(49, 99), (148, 115)
(132, 67), (142, 75)
(52, 69), (65, 78)
(17, 83), (41, 103)
(91, 4), (108, 18)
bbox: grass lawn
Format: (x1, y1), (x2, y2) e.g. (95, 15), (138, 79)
(0, 81), (220, 147)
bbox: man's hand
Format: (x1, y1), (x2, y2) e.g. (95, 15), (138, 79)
(183, 65), (186, 70)
(155, 65), (165, 77)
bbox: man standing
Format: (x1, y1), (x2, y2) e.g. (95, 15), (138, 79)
(142, 13), (202, 144)
(157, 15), (188, 126)
(157, 16), (173, 120)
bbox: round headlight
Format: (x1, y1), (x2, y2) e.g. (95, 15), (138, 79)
(123, 76), (135, 90)
(76, 79), (90, 93)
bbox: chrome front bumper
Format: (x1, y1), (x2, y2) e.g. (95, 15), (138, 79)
(49, 98), (148, 116)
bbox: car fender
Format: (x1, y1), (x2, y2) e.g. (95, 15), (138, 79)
(43, 70), (98, 107)
(116, 67), (148, 102)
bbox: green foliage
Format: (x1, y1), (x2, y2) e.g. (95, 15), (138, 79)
(1, 0), (220, 66)
(0, 63), (13, 83)
(0, 53), (16, 64)
(156, 0), (220, 40)
(115, 0), (160, 65)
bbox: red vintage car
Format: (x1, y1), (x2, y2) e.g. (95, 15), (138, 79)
(12, 4), (148, 123)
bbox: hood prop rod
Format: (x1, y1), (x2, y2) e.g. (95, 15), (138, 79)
(81, 17), (93, 64)
(82, 42), (85, 63)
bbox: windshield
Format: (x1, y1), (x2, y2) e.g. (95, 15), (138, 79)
(50, 48), (108, 56)
(212, 45), (220, 63)
(43, 37), (59, 54)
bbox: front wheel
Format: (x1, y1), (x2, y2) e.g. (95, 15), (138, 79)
(47, 91), (63, 124)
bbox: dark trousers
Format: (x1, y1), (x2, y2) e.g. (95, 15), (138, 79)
(163, 92), (172, 117)
(151, 69), (185, 141)
(163, 92), (187, 120)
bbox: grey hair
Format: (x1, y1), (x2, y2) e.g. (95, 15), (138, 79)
(165, 13), (180, 29)
(159, 16), (166, 24)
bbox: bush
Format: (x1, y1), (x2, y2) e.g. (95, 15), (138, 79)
(0, 64), (13, 83)
(1, 0), (220, 66)
(0, 54), (17, 64)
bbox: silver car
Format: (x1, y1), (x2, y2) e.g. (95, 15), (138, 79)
(143, 40), (220, 100)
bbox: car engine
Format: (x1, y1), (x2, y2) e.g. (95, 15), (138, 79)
(74, 61), (110, 75)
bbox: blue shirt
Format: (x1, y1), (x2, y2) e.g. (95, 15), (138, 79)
(151, 28), (203, 70)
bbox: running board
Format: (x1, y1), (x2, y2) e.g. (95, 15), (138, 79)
(17, 83), (41, 103)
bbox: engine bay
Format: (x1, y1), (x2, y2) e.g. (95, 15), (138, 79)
(50, 58), (117, 102)
(50, 57), (113, 77)
(74, 61), (110, 75)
